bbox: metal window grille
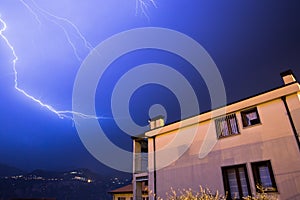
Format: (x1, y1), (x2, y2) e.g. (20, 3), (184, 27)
(215, 113), (239, 138)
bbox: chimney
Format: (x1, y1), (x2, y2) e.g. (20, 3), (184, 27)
(149, 115), (165, 130)
(280, 69), (297, 85)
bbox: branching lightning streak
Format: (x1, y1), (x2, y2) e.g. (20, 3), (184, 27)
(1, 0), (156, 120)
(136, 0), (157, 20)
(21, 0), (93, 61)
(0, 16), (102, 120)
(19, 0), (41, 25)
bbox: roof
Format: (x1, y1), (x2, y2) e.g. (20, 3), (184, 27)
(109, 183), (148, 194)
(131, 133), (147, 140)
(280, 69), (295, 77)
(145, 81), (300, 138)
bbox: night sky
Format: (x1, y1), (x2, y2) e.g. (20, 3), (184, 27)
(0, 0), (299, 173)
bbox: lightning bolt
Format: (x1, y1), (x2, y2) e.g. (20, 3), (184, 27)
(0, 16), (101, 120)
(20, 0), (93, 62)
(19, 0), (41, 25)
(136, 0), (157, 20)
(1, 0), (156, 120)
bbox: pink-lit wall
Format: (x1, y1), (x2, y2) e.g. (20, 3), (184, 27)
(146, 83), (300, 200)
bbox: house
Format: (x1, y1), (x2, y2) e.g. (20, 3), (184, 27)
(132, 70), (300, 200)
(109, 183), (148, 200)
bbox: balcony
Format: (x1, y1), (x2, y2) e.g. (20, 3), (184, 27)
(134, 153), (148, 174)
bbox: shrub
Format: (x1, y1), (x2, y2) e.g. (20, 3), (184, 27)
(243, 185), (278, 200)
(156, 185), (278, 200)
(158, 186), (226, 200)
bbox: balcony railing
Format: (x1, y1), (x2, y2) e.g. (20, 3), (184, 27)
(134, 153), (148, 174)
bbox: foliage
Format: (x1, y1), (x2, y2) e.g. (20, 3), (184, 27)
(243, 185), (278, 200)
(155, 185), (278, 200)
(157, 186), (226, 200)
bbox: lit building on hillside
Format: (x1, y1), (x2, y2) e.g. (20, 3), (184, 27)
(109, 183), (148, 200)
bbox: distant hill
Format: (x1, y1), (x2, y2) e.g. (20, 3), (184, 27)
(26, 168), (105, 181)
(0, 164), (131, 200)
(27, 169), (64, 179)
(0, 163), (25, 177)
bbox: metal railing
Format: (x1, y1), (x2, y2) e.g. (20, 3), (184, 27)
(134, 153), (148, 173)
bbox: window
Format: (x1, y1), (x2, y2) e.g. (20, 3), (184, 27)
(241, 107), (261, 127)
(215, 113), (239, 138)
(251, 161), (277, 192)
(222, 164), (251, 199)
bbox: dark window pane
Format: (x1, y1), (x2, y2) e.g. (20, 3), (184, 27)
(227, 168), (240, 198)
(259, 166), (273, 188)
(238, 167), (249, 196)
(222, 164), (250, 199)
(251, 161), (278, 192)
(241, 107), (261, 127)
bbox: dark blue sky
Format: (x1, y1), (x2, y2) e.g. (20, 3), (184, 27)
(0, 0), (299, 173)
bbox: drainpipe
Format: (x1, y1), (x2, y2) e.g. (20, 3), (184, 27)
(281, 96), (300, 151)
(153, 136), (157, 199)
